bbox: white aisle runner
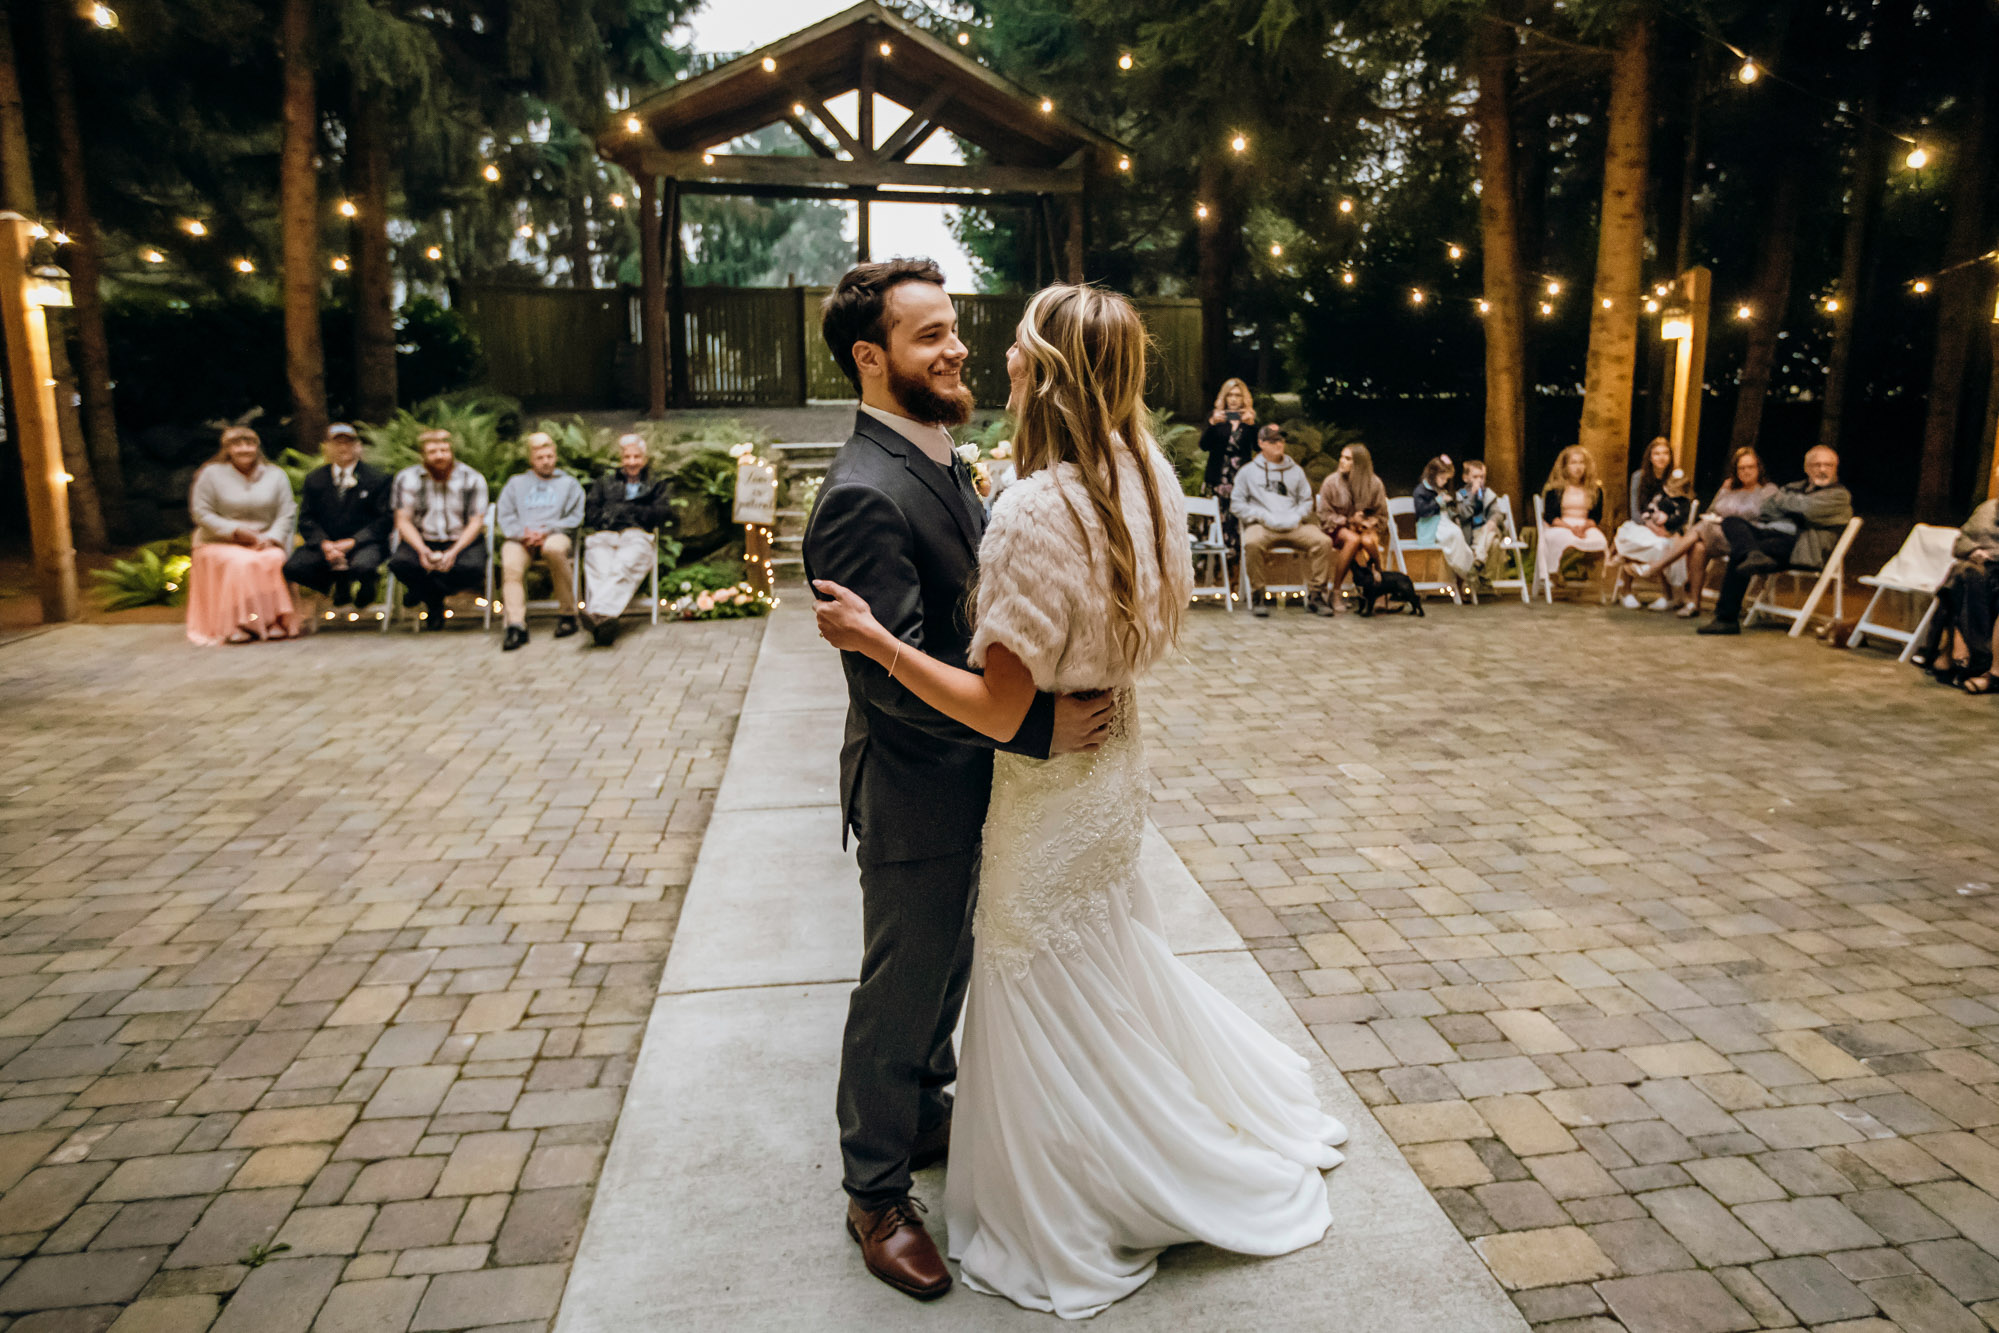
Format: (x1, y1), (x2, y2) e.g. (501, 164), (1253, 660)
(554, 604), (1528, 1332)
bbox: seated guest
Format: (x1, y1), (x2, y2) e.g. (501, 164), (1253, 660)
(1539, 445), (1607, 587)
(387, 427), (489, 630)
(1917, 498), (1999, 687)
(1699, 445), (1853, 636)
(580, 433), (673, 646)
(186, 425), (298, 645)
(1450, 459), (1508, 593)
(1236, 423), (1333, 616)
(1412, 454), (1474, 591)
(1199, 378), (1259, 504)
(283, 422), (390, 609)
(1315, 442), (1388, 612)
(1610, 437), (1677, 606)
(494, 432), (584, 651)
(1641, 446), (1777, 618)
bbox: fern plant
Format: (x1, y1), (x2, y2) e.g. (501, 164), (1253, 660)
(360, 393), (523, 489)
(92, 541), (192, 610)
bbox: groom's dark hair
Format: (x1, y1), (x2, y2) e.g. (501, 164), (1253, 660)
(822, 258), (947, 391)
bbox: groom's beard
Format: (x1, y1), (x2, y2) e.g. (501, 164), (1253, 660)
(888, 358), (974, 427)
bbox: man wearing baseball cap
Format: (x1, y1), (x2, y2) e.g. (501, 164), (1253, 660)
(283, 422), (392, 609)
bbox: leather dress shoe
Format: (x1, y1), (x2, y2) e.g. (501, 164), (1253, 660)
(910, 1115), (951, 1171)
(502, 625), (528, 651)
(554, 615), (579, 638)
(1697, 619), (1741, 636)
(847, 1196), (950, 1301)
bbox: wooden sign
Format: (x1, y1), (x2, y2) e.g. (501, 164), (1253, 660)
(732, 459), (777, 526)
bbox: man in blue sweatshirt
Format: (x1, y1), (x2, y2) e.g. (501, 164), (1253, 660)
(494, 433), (585, 650)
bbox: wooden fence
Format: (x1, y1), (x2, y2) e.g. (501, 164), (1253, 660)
(462, 284), (1206, 419)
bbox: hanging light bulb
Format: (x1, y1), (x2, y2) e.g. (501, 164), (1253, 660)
(1477, 299), (1491, 314)
(87, 4), (117, 28)
(608, 193), (626, 209)
(1906, 145), (1929, 169)
(1040, 99), (1053, 113)
(1340, 271), (1355, 286)
(1644, 298), (1659, 313)
(1269, 242), (1283, 257)
(1119, 52), (1133, 70)
(1546, 279), (1561, 296)
(1735, 303), (1753, 320)
(1195, 203), (1209, 220)
(1539, 301), (1553, 315)
(517, 223), (535, 239)
(1824, 297), (1840, 313)
(183, 219), (207, 237)
(51, 231), (69, 246)
(626, 115), (643, 134)
(1737, 58), (1759, 84)
(141, 248), (164, 264)
(761, 56), (777, 72)
(1117, 157), (1130, 172)
(337, 199), (357, 218)
(1230, 134), (1247, 153)
(1410, 288), (1426, 305)
(234, 258), (254, 273)
(1654, 283), (1669, 296)
(957, 32), (970, 45)
(791, 102), (806, 117)
(1338, 198), (1354, 214)
(1600, 297), (1612, 309)
(1914, 280), (1931, 294)
(879, 41), (892, 56)
(425, 245), (443, 260)
(702, 152), (716, 164)
(1447, 243), (1462, 260)
(330, 256), (349, 271)
(483, 164), (501, 182)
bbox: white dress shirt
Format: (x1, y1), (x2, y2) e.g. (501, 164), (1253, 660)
(862, 403), (955, 467)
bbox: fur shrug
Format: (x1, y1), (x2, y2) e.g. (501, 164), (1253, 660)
(969, 441), (1193, 693)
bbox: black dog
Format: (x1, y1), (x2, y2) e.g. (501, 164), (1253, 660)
(1350, 551), (1424, 617)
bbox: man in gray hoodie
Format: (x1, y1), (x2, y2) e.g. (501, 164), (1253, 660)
(494, 433), (585, 650)
(1231, 424), (1334, 616)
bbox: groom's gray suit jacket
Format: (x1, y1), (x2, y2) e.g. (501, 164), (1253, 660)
(803, 411), (1055, 864)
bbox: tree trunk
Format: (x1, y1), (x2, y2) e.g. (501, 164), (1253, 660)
(0, 8), (103, 550)
(1916, 5), (1997, 520)
(1196, 152), (1237, 397)
(1577, 8), (1653, 524)
(41, 0), (123, 540)
(1726, 161), (1805, 457)
(1818, 87), (1893, 452)
(349, 86), (395, 423)
(280, 0), (327, 448)
(1472, 9), (1528, 508)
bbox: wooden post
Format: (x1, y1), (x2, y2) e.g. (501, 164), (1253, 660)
(746, 523), (772, 598)
(666, 178), (690, 409)
(857, 194), (871, 263)
(1662, 265), (1711, 485)
(0, 211), (78, 622)
(637, 173), (666, 418)
(1064, 181), (1086, 283)
(793, 284), (810, 405)
(858, 37), (875, 263)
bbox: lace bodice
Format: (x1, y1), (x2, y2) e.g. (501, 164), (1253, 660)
(975, 688), (1147, 977)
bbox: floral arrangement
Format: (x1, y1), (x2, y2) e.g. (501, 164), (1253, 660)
(667, 580), (775, 621)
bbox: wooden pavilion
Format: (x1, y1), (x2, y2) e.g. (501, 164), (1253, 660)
(598, 0), (1128, 414)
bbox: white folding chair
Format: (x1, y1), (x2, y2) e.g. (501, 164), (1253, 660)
(1237, 537), (1313, 608)
(1534, 499), (1609, 603)
(1745, 517), (1863, 637)
(1386, 496), (1464, 604)
(1183, 495), (1236, 611)
(1850, 523), (1959, 661)
(1488, 496), (1532, 604)
(485, 526), (593, 629)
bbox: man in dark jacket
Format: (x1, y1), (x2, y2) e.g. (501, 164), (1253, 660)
(283, 423), (391, 608)
(1700, 445), (1854, 635)
(578, 433), (672, 646)
(803, 259), (1111, 1302)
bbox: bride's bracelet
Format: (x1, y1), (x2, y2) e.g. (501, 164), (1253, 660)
(888, 642), (903, 681)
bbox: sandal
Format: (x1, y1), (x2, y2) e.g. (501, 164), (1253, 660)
(1962, 673), (1998, 695)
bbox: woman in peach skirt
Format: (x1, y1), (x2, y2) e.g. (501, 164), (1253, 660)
(186, 425), (299, 645)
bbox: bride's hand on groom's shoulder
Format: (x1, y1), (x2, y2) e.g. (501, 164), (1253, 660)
(811, 580), (885, 653)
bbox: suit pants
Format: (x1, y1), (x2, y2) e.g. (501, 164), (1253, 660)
(283, 540), (385, 603)
(1712, 517), (1799, 623)
(499, 534), (577, 625)
(583, 528), (654, 620)
(1935, 561), (1999, 668)
(387, 538), (487, 610)
(1242, 522), (1333, 591)
(838, 845), (978, 1209)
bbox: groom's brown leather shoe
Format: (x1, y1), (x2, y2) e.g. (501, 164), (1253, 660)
(847, 1196), (951, 1300)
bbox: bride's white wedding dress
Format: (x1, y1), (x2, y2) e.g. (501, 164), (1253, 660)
(942, 444), (1347, 1321)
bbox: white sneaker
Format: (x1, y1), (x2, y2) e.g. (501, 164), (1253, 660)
(1647, 596), (1672, 612)
(1620, 594), (1641, 609)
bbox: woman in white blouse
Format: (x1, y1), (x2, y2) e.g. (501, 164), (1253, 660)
(185, 425), (298, 644)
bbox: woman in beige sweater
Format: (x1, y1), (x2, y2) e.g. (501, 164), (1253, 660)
(1315, 442), (1388, 609)
(185, 426), (298, 644)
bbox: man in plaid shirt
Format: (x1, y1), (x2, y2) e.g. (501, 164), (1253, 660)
(387, 429), (490, 629)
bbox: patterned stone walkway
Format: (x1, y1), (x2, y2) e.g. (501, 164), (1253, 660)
(1144, 598), (1999, 1333)
(0, 619), (758, 1333)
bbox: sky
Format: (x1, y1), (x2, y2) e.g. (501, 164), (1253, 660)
(676, 0), (978, 289)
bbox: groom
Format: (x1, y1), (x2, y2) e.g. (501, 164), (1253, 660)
(804, 259), (1113, 1301)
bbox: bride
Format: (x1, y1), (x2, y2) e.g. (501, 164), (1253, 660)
(812, 283), (1347, 1320)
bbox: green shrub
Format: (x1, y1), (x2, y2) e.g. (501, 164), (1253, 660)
(92, 540), (191, 610)
(361, 393), (524, 489)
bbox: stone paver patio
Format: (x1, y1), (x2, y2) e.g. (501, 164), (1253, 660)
(6, 595), (1999, 1331)
(1145, 596), (1999, 1332)
(0, 619), (757, 1333)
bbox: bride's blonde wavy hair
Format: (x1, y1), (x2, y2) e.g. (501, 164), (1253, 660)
(1010, 283), (1181, 669)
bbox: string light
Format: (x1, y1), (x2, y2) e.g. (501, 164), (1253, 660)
(1410, 288), (1426, 305)
(1545, 279), (1561, 296)
(791, 102), (806, 116)
(608, 193), (626, 208)
(761, 56), (776, 72)
(1340, 271), (1355, 286)
(425, 245), (443, 260)
(1476, 299), (1490, 314)
(87, 4), (117, 28)
(1269, 242), (1283, 257)
(626, 115), (643, 135)
(702, 152), (715, 164)
(1195, 203), (1209, 220)
(516, 223), (535, 238)
(482, 164), (501, 182)
(1914, 280), (1930, 294)
(1906, 145), (1929, 169)
(330, 256), (349, 271)
(1735, 303), (1753, 320)
(1823, 297), (1840, 313)
(51, 231), (69, 246)
(335, 199), (356, 218)
(1644, 298), (1659, 312)
(1539, 301), (1553, 315)
(1600, 297), (1612, 309)
(957, 32), (970, 45)
(234, 258), (254, 273)
(1040, 99), (1053, 113)
(1338, 199), (1354, 214)
(1737, 59), (1759, 84)
(1654, 283), (1670, 296)
(1119, 53), (1133, 70)
(141, 248), (163, 264)
(1117, 157), (1130, 172)
(1447, 244), (1462, 260)
(878, 41), (891, 56)
(1230, 134), (1247, 153)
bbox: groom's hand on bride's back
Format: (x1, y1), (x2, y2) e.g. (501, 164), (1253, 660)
(1051, 691), (1115, 754)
